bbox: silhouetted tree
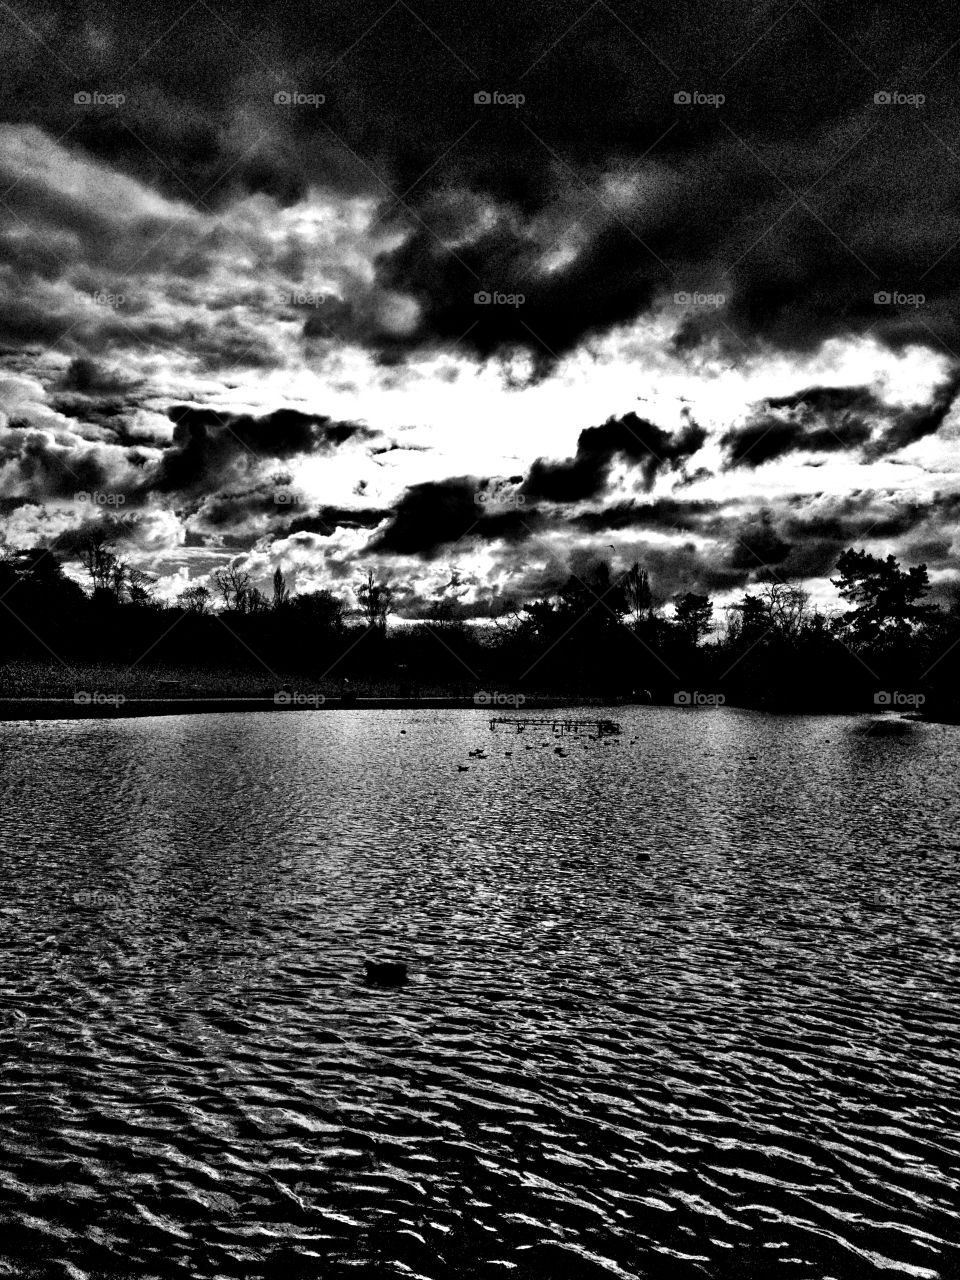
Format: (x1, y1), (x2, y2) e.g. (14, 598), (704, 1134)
(214, 564), (252, 612)
(831, 549), (938, 644)
(356, 569), (393, 632)
(727, 593), (769, 645)
(125, 567), (157, 606)
(759, 580), (809, 637)
(272, 568), (290, 611)
(622, 562), (653, 628)
(558, 559), (626, 627)
(178, 584), (211, 614)
(673, 592), (713, 644)
(78, 530), (120, 595)
(290, 589), (345, 631)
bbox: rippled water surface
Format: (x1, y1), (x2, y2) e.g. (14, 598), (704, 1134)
(1, 707), (960, 1279)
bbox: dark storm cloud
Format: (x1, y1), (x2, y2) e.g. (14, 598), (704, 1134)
(5, 0), (960, 363)
(523, 412), (706, 502)
(723, 415), (872, 467)
(282, 506), (392, 536)
(722, 373), (960, 468)
(370, 220), (661, 368)
(478, 524), (753, 614)
(869, 369), (960, 456)
(152, 405), (376, 494)
(572, 497), (721, 534)
(722, 387), (877, 467)
(57, 357), (139, 396)
(48, 359), (158, 438)
(782, 489), (960, 544)
(728, 509), (792, 571)
(0, 423), (143, 502)
(371, 476), (537, 557)
(752, 488), (960, 578)
(189, 485), (293, 530)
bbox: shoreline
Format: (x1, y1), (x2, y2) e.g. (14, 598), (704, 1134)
(0, 695), (615, 721)
(0, 696), (949, 722)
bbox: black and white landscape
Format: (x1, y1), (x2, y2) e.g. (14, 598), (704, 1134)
(1, 1), (960, 1277)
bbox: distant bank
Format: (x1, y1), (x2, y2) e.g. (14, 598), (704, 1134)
(0, 695), (617, 721)
(0, 695), (949, 722)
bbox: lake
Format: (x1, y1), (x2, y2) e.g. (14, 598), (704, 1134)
(1, 707), (959, 1279)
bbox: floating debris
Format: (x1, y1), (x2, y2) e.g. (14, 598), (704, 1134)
(490, 717), (621, 737)
(364, 960), (408, 986)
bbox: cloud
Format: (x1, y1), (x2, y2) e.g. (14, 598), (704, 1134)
(722, 373), (960, 467)
(4, 1), (960, 368)
(727, 509), (792, 571)
(151, 405), (377, 495)
(523, 411), (706, 501)
(571, 497), (721, 533)
(371, 476), (535, 557)
(282, 506), (392, 535)
(5, 3), (960, 609)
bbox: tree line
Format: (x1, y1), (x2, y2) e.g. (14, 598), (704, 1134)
(0, 532), (957, 715)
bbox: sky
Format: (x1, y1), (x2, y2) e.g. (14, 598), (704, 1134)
(2, 0), (960, 620)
